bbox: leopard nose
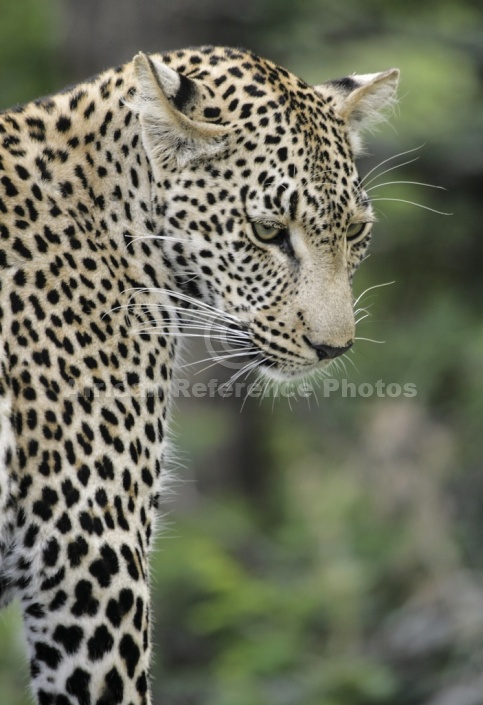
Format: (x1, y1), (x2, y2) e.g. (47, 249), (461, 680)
(303, 336), (353, 360)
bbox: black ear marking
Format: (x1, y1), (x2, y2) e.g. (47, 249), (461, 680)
(326, 76), (359, 93)
(172, 73), (195, 112)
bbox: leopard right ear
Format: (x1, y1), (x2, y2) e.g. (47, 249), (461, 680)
(315, 69), (400, 155)
(131, 52), (229, 170)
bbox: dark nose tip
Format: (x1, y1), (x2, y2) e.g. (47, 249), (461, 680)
(303, 336), (353, 361)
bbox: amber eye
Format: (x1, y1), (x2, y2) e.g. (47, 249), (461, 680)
(252, 222), (283, 241)
(346, 222), (369, 241)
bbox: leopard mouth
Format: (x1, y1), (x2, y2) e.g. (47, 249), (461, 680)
(256, 355), (331, 382)
(241, 330), (332, 382)
(202, 312), (337, 382)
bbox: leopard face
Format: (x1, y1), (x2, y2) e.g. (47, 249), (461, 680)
(133, 48), (398, 380)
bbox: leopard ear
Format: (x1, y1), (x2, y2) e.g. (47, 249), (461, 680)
(316, 69), (399, 154)
(131, 52), (229, 169)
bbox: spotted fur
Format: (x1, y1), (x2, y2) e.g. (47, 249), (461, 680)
(0, 46), (398, 704)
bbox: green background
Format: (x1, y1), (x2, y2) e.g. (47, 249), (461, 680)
(1, 1), (482, 703)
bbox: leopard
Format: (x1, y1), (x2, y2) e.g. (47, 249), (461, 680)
(0, 45), (398, 704)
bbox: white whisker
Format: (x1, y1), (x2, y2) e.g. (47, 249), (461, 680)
(160, 322), (244, 335)
(355, 313), (371, 325)
(366, 180), (446, 193)
(124, 287), (245, 324)
(160, 323), (250, 342)
(353, 281), (395, 308)
(342, 353), (358, 373)
(258, 374), (273, 407)
(361, 144), (424, 187)
(354, 303), (373, 314)
(355, 337), (386, 344)
(132, 331), (249, 345)
(221, 357), (264, 395)
(179, 348), (259, 372)
(362, 156), (420, 190)
(371, 197), (452, 216)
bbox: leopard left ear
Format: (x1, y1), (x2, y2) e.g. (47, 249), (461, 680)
(131, 52), (230, 170)
(316, 69), (400, 154)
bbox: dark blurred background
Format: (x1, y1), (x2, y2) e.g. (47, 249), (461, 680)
(1, 1), (483, 704)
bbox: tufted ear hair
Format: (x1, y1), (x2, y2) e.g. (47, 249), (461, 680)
(131, 52), (230, 170)
(315, 69), (400, 155)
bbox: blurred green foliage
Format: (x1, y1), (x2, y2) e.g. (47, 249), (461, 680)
(151, 495), (401, 705)
(1, 1), (482, 704)
(0, 0), (61, 107)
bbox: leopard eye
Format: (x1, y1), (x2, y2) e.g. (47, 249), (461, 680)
(346, 222), (369, 241)
(252, 222), (283, 242)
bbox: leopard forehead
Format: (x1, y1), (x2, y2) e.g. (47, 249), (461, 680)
(161, 45), (361, 191)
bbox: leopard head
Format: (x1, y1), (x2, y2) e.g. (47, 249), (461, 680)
(131, 47), (399, 380)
